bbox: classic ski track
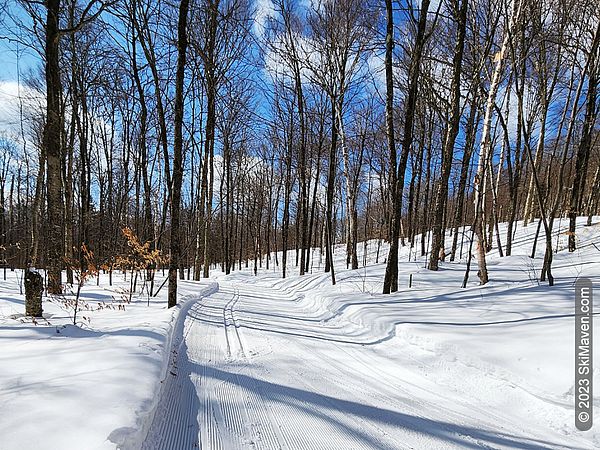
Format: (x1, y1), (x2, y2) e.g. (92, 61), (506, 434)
(220, 287), (249, 360)
(215, 284), (400, 450)
(144, 281), (578, 450)
(230, 288), (247, 358)
(228, 283), (562, 449)
(201, 288), (288, 450)
(247, 288), (474, 449)
(230, 284), (413, 449)
(228, 291), (291, 450)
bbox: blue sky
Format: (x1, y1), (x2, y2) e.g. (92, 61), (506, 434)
(0, 42), (23, 82)
(0, 29), (42, 81)
(0, 2), (40, 83)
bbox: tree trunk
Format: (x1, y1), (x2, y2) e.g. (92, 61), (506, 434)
(568, 22), (600, 252)
(384, 0), (430, 293)
(471, 0), (522, 285)
(325, 99), (337, 284)
(44, 0), (64, 295)
(25, 268), (43, 317)
(450, 98), (478, 261)
(429, 0), (468, 271)
(168, 0), (190, 308)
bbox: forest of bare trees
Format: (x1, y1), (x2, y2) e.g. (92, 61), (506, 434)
(0, 0), (598, 304)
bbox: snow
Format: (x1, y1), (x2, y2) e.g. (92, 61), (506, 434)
(0, 273), (216, 450)
(1, 217), (599, 449)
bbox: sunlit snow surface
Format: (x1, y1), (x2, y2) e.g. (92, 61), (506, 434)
(1, 217), (599, 449)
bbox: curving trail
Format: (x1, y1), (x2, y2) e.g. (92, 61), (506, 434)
(141, 282), (583, 450)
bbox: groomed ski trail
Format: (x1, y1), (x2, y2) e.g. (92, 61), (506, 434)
(141, 282), (588, 450)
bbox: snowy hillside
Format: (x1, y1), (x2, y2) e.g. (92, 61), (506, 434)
(1, 217), (599, 449)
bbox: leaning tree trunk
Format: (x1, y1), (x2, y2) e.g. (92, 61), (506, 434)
(471, 0), (522, 285)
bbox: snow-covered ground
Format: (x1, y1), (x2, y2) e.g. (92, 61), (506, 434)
(0, 271), (217, 450)
(1, 217), (599, 449)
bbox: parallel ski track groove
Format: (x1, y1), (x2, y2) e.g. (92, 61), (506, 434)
(244, 285), (527, 448)
(147, 283), (543, 450)
(220, 287), (286, 449)
(233, 285), (407, 450)
(224, 285), (390, 449)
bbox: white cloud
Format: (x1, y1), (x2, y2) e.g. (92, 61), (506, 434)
(366, 53), (385, 90)
(253, 0), (276, 38)
(0, 81), (44, 149)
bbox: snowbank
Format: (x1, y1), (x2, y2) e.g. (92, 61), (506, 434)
(0, 273), (216, 450)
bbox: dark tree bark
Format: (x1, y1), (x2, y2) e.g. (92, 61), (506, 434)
(281, 116), (293, 279)
(202, 0), (219, 279)
(428, 0), (468, 271)
(382, 0), (396, 293)
(450, 97), (478, 261)
(25, 268), (43, 317)
(384, 0), (431, 293)
(44, 0), (65, 295)
(568, 22), (600, 252)
(324, 99), (337, 285)
(168, 0), (190, 308)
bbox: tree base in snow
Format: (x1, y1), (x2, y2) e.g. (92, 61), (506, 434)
(25, 269), (43, 317)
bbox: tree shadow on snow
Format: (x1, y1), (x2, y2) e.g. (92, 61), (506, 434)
(188, 363), (576, 450)
(139, 336), (201, 450)
(0, 324), (164, 342)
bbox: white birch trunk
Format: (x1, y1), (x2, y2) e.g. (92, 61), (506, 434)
(473, 0), (522, 284)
